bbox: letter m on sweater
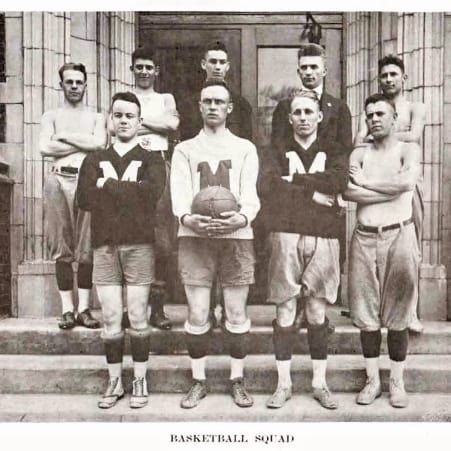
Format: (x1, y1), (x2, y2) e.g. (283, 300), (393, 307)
(197, 160), (232, 189)
(100, 161), (142, 182)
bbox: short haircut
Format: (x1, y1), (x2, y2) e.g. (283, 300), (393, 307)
(290, 90), (321, 110)
(58, 62), (87, 82)
(204, 40), (228, 57)
(378, 54), (405, 74)
(297, 43), (326, 60)
(111, 91), (141, 116)
(364, 93), (396, 113)
(200, 79), (233, 102)
(131, 47), (156, 65)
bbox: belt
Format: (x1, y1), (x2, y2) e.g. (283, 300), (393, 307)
(52, 166), (79, 175)
(356, 218), (413, 233)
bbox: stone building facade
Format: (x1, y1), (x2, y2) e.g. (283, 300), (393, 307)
(0, 11), (449, 319)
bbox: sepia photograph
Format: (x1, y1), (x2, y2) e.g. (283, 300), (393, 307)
(0, 1), (450, 447)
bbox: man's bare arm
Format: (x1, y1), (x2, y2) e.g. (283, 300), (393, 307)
(394, 102), (426, 143)
(55, 113), (107, 151)
(141, 94), (180, 134)
(350, 142), (421, 195)
(343, 181), (398, 204)
(39, 111), (79, 157)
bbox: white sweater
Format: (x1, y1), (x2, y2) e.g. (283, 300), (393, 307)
(171, 129), (260, 239)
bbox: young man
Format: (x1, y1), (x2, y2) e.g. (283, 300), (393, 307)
(129, 47), (180, 330)
(354, 55), (426, 334)
(178, 40), (252, 142)
(270, 43), (352, 327)
(259, 91), (348, 410)
(77, 92), (166, 409)
(40, 62), (106, 330)
(344, 93), (421, 408)
(171, 80), (260, 409)
(178, 40), (254, 328)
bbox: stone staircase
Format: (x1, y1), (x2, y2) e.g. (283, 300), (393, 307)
(1, 305), (451, 422)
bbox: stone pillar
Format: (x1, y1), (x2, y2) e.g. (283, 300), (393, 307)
(0, 13), (25, 317)
(17, 12), (136, 318)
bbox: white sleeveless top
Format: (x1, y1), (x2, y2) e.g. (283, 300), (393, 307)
(136, 92), (169, 151)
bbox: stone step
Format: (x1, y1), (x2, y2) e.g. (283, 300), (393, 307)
(1, 392), (451, 422)
(0, 305), (449, 355)
(1, 354), (450, 395)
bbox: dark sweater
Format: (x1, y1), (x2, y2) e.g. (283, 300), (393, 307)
(77, 144), (165, 248)
(257, 136), (348, 238)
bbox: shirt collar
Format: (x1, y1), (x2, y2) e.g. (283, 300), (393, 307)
(300, 84), (323, 99)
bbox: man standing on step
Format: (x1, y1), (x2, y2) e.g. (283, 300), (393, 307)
(178, 40), (253, 328)
(354, 55), (426, 334)
(78, 92), (166, 409)
(40, 62), (106, 330)
(171, 80), (260, 409)
(129, 46), (180, 330)
(344, 93), (421, 408)
(270, 43), (352, 328)
(259, 91), (348, 410)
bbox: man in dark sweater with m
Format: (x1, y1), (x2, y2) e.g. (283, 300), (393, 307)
(77, 92), (165, 409)
(259, 91), (348, 410)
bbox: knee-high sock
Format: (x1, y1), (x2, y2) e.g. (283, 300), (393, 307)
(307, 317), (329, 360)
(387, 329), (408, 362)
(272, 319), (297, 361)
(102, 331), (125, 364)
(129, 326), (152, 363)
(185, 321), (211, 380)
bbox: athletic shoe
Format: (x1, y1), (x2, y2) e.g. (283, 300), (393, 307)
(149, 308), (172, 330)
(98, 378), (124, 409)
(58, 311), (76, 330)
(313, 386), (338, 410)
(130, 377), (149, 409)
(389, 378), (408, 408)
(180, 379), (207, 409)
(76, 309), (101, 329)
(356, 378), (382, 405)
(231, 378), (253, 407)
(266, 386), (292, 409)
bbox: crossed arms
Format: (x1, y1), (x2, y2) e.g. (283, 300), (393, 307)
(39, 110), (107, 157)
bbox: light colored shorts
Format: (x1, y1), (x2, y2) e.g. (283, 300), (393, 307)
(178, 237), (255, 288)
(93, 243), (155, 286)
(348, 222), (420, 331)
(267, 232), (340, 305)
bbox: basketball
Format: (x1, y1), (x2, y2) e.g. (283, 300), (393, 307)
(191, 186), (239, 218)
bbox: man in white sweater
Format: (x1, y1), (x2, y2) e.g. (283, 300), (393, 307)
(171, 80), (260, 409)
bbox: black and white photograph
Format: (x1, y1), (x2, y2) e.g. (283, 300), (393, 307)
(0, 0), (450, 448)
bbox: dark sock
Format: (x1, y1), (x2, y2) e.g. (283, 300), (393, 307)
(307, 318), (329, 360)
(55, 261), (73, 291)
(225, 329), (249, 359)
(360, 330), (382, 358)
(77, 262), (93, 290)
(129, 327), (151, 362)
(387, 329), (408, 362)
(272, 319), (297, 361)
(186, 330), (211, 359)
(103, 332), (125, 364)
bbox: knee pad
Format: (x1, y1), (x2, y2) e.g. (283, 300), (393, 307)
(55, 261), (73, 291)
(185, 321), (211, 359)
(77, 263), (93, 290)
(224, 319), (251, 359)
(307, 317), (329, 360)
(272, 319), (297, 361)
(360, 330), (382, 358)
(129, 326), (152, 362)
(387, 329), (408, 362)
(102, 331), (125, 364)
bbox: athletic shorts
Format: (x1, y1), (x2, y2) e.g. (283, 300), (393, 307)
(93, 243), (155, 286)
(267, 232), (340, 305)
(348, 222), (420, 331)
(178, 237), (255, 287)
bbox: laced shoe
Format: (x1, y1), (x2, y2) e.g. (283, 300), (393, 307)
(356, 378), (382, 405)
(98, 377), (124, 409)
(313, 385), (338, 410)
(389, 378), (408, 408)
(266, 386), (292, 409)
(130, 377), (149, 409)
(58, 311), (76, 330)
(180, 379), (207, 409)
(231, 378), (253, 407)
(76, 309), (101, 329)
(149, 308), (172, 330)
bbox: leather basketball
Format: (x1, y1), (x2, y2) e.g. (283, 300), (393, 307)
(191, 186), (239, 218)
